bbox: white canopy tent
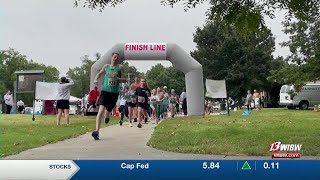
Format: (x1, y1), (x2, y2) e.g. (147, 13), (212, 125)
(69, 96), (81, 104)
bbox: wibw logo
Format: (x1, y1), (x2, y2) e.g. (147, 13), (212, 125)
(269, 142), (302, 152)
(269, 142), (302, 158)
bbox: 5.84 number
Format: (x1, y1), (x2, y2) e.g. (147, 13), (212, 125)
(203, 162), (220, 169)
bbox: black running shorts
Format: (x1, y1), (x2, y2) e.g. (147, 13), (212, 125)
(97, 91), (119, 112)
(56, 100), (70, 110)
(128, 102), (136, 107)
(137, 102), (148, 110)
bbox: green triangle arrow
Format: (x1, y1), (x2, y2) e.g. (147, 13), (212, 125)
(241, 161), (251, 170)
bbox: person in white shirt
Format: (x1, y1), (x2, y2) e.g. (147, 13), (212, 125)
(180, 88), (187, 116)
(4, 90), (13, 114)
(56, 77), (74, 125)
(117, 91), (128, 126)
(149, 89), (159, 122)
(127, 84), (137, 127)
(17, 100), (25, 114)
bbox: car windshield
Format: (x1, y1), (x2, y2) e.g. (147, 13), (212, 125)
(280, 85), (287, 93)
(281, 85), (294, 93)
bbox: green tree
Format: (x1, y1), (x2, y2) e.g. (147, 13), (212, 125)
(74, 0), (320, 85)
(66, 55), (95, 98)
(275, 14), (320, 86)
(66, 54), (143, 97)
(0, 48), (59, 91)
(0, 48), (60, 105)
(145, 64), (185, 94)
(122, 62), (143, 84)
(74, 0), (319, 31)
(192, 21), (275, 98)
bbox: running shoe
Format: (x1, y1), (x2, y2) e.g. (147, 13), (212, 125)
(144, 117), (148, 123)
(134, 118), (137, 122)
(92, 131), (99, 140)
(105, 117), (110, 124)
(129, 123), (133, 127)
(137, 123), (142, 128)
(119, 120), (123, 126)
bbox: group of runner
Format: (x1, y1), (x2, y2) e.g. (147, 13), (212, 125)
(90, 52), (182, 140)
(117, 78), (180, 127)
(53, 52), (186, 140)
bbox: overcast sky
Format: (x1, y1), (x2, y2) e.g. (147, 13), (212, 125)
(1, 0), (290, 76)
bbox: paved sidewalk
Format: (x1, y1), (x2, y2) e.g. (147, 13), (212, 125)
(4, 121), (319, 160)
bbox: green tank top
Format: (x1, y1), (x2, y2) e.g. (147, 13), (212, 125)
(102, 64), (121, 93)
(163, 97), (169, 105)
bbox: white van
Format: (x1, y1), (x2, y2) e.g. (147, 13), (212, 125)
(279, 82), (320, 109)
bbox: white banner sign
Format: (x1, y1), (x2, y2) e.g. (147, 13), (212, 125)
(205, 79), (227, 99)
(124, 43), (167, 60)
(35, 81), (60, 100)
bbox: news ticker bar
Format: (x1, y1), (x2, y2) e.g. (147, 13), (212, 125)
(0, 160), (319, 180)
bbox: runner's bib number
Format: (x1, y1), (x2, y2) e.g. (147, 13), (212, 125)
(108, 78), (116, 86)
(131, 97), (137, 104)
(138, 96), (145, 103)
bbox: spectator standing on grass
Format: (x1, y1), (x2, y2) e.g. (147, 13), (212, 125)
(87, 86), (100, 112)
(234, 99), (239, 110)
(260, 94), (265, 108)
(56, 77), (74, 125)
(180, 88), (187, 116)
(245, 90), (253, 111)
(253, 89), (261, 110)
(4, 90), (13, 114)
(228, 97), (234, 110)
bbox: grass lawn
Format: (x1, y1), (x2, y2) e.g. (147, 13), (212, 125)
(148, 109), (320, 156)
(0, 114), (117, 157)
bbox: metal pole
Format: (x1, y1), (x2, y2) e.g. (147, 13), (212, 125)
(32, 80), (36, 121)
(82, 85), (85, 115)
(13, 81), (17, 114)
(42, 79), (45, 115)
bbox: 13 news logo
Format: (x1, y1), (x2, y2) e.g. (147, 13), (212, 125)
(269, 142), (302, 158)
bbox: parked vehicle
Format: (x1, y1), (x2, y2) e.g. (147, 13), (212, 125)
(279, 82), (320, 110)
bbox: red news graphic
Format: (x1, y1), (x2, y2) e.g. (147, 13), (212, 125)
(269, 142), (302, 158)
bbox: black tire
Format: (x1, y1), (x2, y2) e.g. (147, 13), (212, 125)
(299, 101), (309, 110)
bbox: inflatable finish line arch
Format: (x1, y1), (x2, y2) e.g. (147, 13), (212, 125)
(90, 43), (204, 116)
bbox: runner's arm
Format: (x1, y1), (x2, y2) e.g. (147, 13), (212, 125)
(94, 65), (106, 83)
(116, 65), (127, 83)
(63, 78), (74, 87)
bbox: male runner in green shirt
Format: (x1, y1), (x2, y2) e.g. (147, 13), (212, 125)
(91, 53), (127, 140)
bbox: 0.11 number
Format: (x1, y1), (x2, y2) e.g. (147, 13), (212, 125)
(263, 162), (279, 169)
(203, 162), (220, 169)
